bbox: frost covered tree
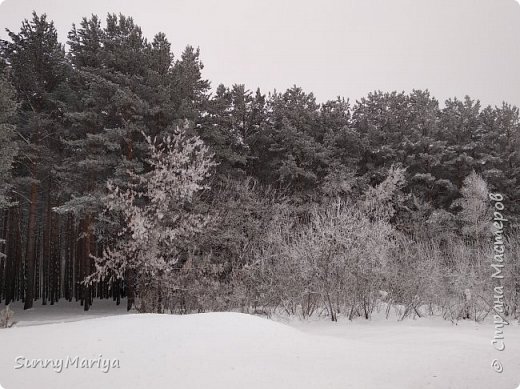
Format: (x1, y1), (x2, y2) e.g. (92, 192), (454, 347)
(248, 166), (403, 321)
(86, 127), (216, 312)
(449, 171), (492, 319)
(362, 164), (407, 222)
(452, 171), (491, 244)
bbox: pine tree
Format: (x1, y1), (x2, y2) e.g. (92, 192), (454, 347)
(0, 74), (18, 270)
(1, 12), (69, 309)
(249, 86), (330, 193)
(0, 75), (18, 208)
(62, 14), (177, 309)
(199, 84), (265, 178)
(437, 96), (482, 189)
(171, 45), (210, 121)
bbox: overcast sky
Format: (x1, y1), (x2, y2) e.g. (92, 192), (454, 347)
(1, 0), (519, 107)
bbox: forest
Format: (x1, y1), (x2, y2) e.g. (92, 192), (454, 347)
(0, 12), (519, 322)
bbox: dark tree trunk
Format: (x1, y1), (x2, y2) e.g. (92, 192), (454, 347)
(50, 212), (60, 304)
(24, 182), (39, 310)
(42, 188), (52, 305)
(82, 215), (92, 311)
(126, 269), (136, 311)
(0, 210), (8, 303)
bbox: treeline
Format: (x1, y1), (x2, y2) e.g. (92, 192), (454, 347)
(0, 12), (519, 318)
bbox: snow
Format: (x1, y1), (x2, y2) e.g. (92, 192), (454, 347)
(0, 303), (519, 389)
(4, 300), (128, 327)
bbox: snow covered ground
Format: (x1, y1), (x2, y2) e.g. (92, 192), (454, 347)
(0, 302), (519, 389)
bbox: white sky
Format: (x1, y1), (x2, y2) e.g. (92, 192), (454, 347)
(1, 0), (519, 107)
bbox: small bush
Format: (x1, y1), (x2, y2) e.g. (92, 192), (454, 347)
(0, 305), (15, 328)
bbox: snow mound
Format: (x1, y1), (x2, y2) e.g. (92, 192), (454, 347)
(0, 312), (519, 389)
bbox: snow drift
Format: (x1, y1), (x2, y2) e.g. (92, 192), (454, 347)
(0, 312), (519, 389)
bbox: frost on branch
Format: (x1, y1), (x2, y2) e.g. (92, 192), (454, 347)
(0, 305), (15, 328)
(85, 127), (216, 311)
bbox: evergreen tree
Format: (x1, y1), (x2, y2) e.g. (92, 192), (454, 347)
(199, 84), (266, 178)
(171, 45), (210, 121)
(1, 12), (69, 309)
(249, 86), (330, 194)
(62, 13), (177, 310)
(437, 97), (482, 187)
(0, 75), (18, 208)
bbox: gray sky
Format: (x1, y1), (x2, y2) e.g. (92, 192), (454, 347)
(1, 0), (519, 107)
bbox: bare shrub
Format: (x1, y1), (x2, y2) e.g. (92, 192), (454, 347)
(0, 305), (15, 328)
(245, 198), (397, 321)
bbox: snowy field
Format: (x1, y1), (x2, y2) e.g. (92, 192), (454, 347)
(0, 302), (519, 389)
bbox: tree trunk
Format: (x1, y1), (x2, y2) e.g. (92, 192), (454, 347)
(42, 185), (52, 306)
(126, 269), (136, 311)
(24, 182), (39, 310)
